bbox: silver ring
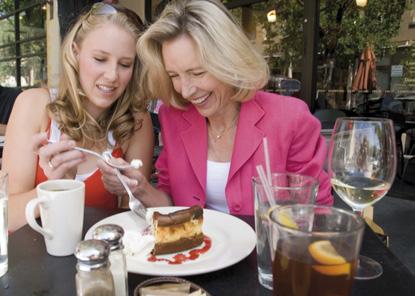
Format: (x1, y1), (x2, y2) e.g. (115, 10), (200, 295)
(48, 160), (54, 169)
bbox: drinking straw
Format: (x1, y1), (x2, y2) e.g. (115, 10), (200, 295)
(256, 165), (276, 207)
(263, 137), (272, 185)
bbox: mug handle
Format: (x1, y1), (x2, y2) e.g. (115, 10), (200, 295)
(25, 196), (53, 240)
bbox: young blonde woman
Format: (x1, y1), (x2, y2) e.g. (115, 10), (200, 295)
(3, 3), (154, 231)
(100, 0), (333, 215)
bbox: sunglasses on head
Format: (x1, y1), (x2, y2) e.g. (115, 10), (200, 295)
(90, 2), (118, 15)
(88, 2), (144, 30)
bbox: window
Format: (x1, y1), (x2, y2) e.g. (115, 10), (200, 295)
(239, 1), (415, 112)
(0, 0), (46, 88)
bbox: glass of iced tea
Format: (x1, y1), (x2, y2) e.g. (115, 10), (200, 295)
(269, 205), (364, 296)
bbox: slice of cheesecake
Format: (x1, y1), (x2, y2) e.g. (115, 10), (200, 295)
(152, 206), (204, 255)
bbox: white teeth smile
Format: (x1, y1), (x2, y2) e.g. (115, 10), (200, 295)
(192, 94), (210, 105)
(97, 85), (116, 93)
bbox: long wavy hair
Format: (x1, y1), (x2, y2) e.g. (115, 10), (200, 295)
(47, 4), (146, 148)
(137, 0), (269, 109)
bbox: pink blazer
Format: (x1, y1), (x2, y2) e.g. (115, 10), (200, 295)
(156, 91), (333, 215)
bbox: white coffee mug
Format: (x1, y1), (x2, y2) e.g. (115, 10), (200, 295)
(25, 179), (85, 256)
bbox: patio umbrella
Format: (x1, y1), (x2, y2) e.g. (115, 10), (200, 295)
(352, 46), (377, 92)
(352, 46), (377, 113)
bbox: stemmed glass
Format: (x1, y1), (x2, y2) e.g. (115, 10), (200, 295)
(328, 117), (397, 280)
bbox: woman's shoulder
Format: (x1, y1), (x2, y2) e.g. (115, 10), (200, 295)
(254, 90), (308, 112)
(250, 91), (319, 134)
(9, 87), (50, 130)
(248, 91), (310, 125)
(15, 87), (50, 106)
(158, 104), (200, 135)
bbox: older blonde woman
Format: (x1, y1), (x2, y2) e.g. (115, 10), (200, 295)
(100, 0), (333, 215)
(3, 3), (154, 231)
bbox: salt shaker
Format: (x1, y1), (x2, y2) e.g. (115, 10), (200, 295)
(93, 224), (128, 296)
(75, 239), (115, 296)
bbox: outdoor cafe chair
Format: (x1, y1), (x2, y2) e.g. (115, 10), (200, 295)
(385, 111), (415, 183)
(401, 132), (415, 182)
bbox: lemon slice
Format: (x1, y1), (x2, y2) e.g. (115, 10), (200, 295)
(309, 240), (350, 276)
(257, 205), (279, 221)
(276, 210), (298, 229)
(308, 240), (346, 265)
(261, 206), (298, 229)
(312, 263), (351, 276)
(265, 205), (279, 220)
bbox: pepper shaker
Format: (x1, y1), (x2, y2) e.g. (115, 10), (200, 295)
(93, 224), (128, 296)
(75, 239), (115, 296)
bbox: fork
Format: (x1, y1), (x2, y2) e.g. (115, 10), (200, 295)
(47, 140), (142, 170)
(102, 152), (147, 220)
(113, 167), (147, 220)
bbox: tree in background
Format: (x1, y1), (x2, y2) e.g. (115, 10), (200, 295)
(0, 0), (17, 85)
(256, 1), (303, 77)
(254, 0), (407, 91)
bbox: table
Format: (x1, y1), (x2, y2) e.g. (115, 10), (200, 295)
(373, 197), (415, 274)
(1, 205), (415, 296)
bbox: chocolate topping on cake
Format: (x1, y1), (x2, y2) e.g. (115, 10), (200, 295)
(153, 205), (203, 226)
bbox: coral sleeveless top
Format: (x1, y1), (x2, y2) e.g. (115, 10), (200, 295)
(34, 120), (123, 209)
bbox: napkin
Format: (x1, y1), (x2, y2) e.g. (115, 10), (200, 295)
(138, 282), (206, 296)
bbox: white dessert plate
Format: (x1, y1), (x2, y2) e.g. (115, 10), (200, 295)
(85, 206), (256, 276)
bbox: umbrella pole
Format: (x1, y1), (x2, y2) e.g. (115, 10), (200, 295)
(364, 92), (369, 115)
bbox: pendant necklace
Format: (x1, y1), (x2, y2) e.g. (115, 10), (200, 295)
(209, 115), (239, 142)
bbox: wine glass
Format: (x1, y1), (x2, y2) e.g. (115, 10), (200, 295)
(328, 117), (397, 280)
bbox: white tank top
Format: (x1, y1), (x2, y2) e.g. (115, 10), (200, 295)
(205, 160), (230, 213)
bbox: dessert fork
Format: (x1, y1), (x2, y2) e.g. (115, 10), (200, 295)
(112, 165), (147, 220)
(47, 140), (142, 170)
(102, 152), (147, 219)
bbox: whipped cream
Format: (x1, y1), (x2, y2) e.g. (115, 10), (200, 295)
(123, 230), (155, 257)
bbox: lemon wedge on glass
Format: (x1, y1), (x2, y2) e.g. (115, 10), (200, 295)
(308, 240), (351, 276)
(308, 240), (346, 265)
(268, 206), (298, 229)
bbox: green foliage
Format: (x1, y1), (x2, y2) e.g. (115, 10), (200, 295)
(253, 0), (407, 88)
(253, 0), (304, 74)
(327, 0), (406, 66)
(0, 0), (15, 14)
(0, 0), (17, 85)
(0, 1), (46, 86)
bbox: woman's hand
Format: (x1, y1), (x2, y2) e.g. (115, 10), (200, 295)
(98, 156), (173, 208)
(97, 157), (147, 197)
(33, 132), (85, 179)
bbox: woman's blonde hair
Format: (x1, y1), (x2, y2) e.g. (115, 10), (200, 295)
(48, 4), (146, 147)
(137, 0), (269, 108)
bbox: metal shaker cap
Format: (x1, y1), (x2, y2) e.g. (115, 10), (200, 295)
(75, 239), (110, 271)
(93, 224), (125, 251)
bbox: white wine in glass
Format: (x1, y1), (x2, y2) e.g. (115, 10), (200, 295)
(329, 117), (397, 280)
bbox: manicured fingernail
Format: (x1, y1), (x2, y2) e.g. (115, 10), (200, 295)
(130, 180), (138, 186)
